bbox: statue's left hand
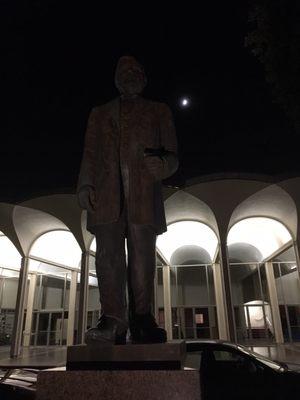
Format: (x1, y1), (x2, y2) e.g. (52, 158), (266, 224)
(144, 156), (165, 181)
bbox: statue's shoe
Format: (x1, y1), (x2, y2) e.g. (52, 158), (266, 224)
(85, 315), (127, 345)
(129, 313), (167, 344)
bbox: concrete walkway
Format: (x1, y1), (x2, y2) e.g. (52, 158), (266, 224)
(0, 343), (300, 369)
(0, 346), (66, 368)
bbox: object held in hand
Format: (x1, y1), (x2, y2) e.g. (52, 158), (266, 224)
(144, 147), (167, 159)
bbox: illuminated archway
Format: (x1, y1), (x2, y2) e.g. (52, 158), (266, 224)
(227, 217), (292, 261)
(0, 231), (22, 272)
(29, 230), (81, 270)
(157, 221), (218, 264)
(156, 221), (219, 340)
(227, 217), (293, 343)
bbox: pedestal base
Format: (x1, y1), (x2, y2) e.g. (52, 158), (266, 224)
(67, 340), (186, 370)
(37, 370), (201, 400)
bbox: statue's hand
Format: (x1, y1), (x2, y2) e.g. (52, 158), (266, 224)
(144, 156), (165, 181)
(78, 186), (96, 213)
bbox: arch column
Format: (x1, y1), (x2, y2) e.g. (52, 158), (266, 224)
(77, 251), (89, 344)
(212, 262), (229, 340)
(162, 264), (173, 340)
(10, 256), (29, 357)
(265, 261), (284, 343)
(67, 270), (78, 345)
(219, 239), (236, 342)
(23, 273), (37, 347)
(293, 241), (300, 280)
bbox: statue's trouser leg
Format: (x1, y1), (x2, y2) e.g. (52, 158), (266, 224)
(94, 213), (127, 323)
(127, 223), (157, 316)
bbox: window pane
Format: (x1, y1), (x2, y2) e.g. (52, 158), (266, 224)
(31, 313), (37, 333)
(49, 332), (61, 345)
(36, 332), (48, 345)
(0, 310), (14, 345)
(38, 313), (49, 331)
(213, 350), (239, 361)
(89, 255), (96, 274)
(291, 327), (300, 341)
(259, 264), (269, 302)
(2, 278), (18, 308)
(41, 276), (64, 310)
(196, 328), (210, 338)
(184, 308), (194, 339)
(50, 312), (63, 331)
(207, 266), (216, 305)
(230, 264), (262, 304)
(288, 306), (300, 326)
(176, 267), (208, 305)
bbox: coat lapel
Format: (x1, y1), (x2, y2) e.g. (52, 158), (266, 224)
(109, 97), (120, 136)
(107, 95), (148, 140)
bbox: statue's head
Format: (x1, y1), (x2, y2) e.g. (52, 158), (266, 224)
(115, 56), (147, 96)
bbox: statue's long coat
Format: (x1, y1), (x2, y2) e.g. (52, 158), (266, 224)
(77, 96), (178, 235)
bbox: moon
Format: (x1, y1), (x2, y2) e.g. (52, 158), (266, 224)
(180, 97), (190, 108)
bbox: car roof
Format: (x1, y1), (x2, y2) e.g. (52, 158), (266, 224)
(185, 339), (239, 348)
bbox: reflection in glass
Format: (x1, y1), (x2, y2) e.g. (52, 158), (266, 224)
(169, 264), (218, 340)
(273, 257), (300, 342)
(28, 266), (71, 346)
(0, 272), (19, 345)
(230, 263), (274, 343)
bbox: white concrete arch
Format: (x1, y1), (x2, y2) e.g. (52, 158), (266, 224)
(12, 205), (70, 256)
(157, 217), (225, 340)
(157, 220), (219, 264)
(20, 194), (92, 251)
(164, 190), (219, 239)
(228, 184), (297, 240)
(29, 229), (82, 269)
(278, 177), (300, 248)
(0, 203), (25, 257)
(0, 230), (22, 271)
(227, 217), (293, 262)
(183, 179), (277, 341)
(8, 204), (81, 357)
(184, 178), (269, 238)
(170, 245), (212, 265)
(228, 242), (263, 263)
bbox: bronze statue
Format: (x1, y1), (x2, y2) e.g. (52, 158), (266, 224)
(77, 56), (178, 344)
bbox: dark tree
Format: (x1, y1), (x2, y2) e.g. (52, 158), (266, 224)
(245, 0), (300, 133)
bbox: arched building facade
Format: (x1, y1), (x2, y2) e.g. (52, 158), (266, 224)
(1, 176), (300, 357)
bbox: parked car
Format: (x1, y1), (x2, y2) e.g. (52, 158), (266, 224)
(185, 340), (300, 400)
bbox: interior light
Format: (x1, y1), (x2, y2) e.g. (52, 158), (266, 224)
(90, 238), (96, 252)
(228, 218), (292, 260)
(0, 235), (22, 270)
(156, 221), (218, 264)
(30, 231), (81, 268)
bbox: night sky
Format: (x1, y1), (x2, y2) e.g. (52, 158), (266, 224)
(1, 2), (298, 203)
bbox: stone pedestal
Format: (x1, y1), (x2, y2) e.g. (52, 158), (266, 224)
(37, 341), (201, 399)
(67, 340), (186, 370)
(36, 370), (201, 400)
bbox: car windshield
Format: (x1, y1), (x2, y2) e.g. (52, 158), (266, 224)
(235, 344), (284, 371)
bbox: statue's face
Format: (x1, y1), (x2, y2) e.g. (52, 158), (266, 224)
(115, 57), (146, 96)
